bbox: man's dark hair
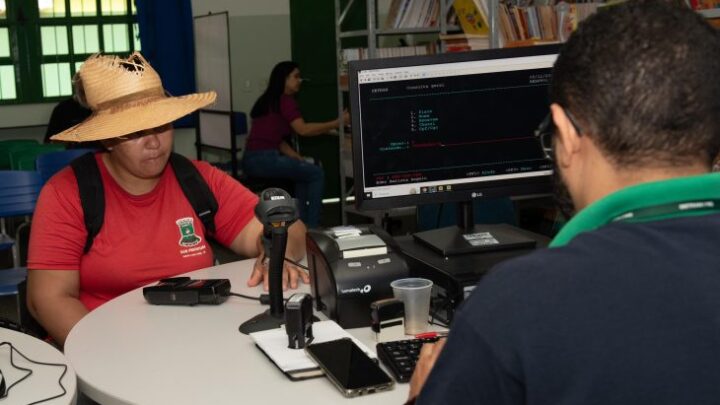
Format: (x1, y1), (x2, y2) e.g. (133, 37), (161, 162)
(550, 0), (720, 168)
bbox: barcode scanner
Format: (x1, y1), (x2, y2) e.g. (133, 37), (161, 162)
(239, 188), (299, 335)
(255, 187), (300, 265)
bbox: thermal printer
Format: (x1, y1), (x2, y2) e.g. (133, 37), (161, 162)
(306, 225), (408, 328)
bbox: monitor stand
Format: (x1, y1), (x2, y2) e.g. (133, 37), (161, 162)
(412, 201), (537, 256)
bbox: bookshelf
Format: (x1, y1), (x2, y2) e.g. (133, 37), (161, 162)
(335, 0), (465, 91)
(334, 0), (465, 224)
(329, 0), (716, 225)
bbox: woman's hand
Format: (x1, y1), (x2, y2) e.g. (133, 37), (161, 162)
(246, 249), (310, 290)
(279, 140), (303, 161)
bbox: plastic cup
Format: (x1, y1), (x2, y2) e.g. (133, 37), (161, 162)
(390, 278), (433, 335)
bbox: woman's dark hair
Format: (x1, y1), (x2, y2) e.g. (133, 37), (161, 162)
(550, 0), (720, 169)
(250, 61), (299, 119)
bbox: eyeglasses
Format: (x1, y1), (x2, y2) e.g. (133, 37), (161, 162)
(534, 108), (584, 161)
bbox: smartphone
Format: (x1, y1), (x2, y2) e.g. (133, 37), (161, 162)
(305, 338), (395, 397)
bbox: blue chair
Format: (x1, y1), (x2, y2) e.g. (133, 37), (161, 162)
(36, 148), (96, 183)
(0, 170), (42, 297)
(0, 268), (29, 296)
(234, 111), (248, 135)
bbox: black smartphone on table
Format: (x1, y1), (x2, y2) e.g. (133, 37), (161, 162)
(305, 338), (395, 397)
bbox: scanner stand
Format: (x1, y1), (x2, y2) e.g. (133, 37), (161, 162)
(239, 310), (285, 335)
(239, 308), (320, 335)
(239, 227), (288, 335)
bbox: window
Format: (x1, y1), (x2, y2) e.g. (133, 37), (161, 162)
(0, 0), (139, 103)
(0, 0), (17, 100)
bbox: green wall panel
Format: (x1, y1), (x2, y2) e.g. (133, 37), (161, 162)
(290, 0), (340, 201)
(290, 0), (367, 205)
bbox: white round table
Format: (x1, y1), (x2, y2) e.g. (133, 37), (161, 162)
(0, 327), (77, 404)
(64, 260), (415, 405)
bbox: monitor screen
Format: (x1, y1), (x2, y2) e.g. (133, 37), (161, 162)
(348, 45), (559, 211)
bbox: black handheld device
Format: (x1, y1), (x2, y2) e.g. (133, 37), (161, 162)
(305, 338), (394, 397)
(239, 188), (299, 335)
(285, 293), (314, 349)
(143, 277), (231, 305)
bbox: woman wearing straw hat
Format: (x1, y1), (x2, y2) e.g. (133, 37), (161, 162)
(26, 53), (308, 346)
(243, 61), (350, 228)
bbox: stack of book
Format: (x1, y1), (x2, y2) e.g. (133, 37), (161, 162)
(439, 33), (489, 52)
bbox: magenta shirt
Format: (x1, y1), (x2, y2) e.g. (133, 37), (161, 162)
(246, 94), (302, 151)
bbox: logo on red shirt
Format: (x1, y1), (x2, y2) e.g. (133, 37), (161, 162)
(175, 217), (203, 247)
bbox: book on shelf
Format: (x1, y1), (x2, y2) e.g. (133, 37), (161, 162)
(385, 0), (441, 29)
(439, 32), (489, 51)
(496, 1), (602, 47)
(386, 0), (406, 28)
(453, 0), (490, 35)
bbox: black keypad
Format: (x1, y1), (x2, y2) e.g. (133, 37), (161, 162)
(376, 337), (439, 383)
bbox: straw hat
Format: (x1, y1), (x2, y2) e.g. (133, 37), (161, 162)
(51, 52), (216, 142)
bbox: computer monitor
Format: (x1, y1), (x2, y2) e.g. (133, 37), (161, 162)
(348, 45), (560, 255)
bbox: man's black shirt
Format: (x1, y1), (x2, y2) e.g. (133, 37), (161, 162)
(419, 214), (720, 404)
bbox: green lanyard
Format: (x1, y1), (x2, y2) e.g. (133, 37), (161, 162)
(550, 173), (720, 248)
(611, 200), (720, 223)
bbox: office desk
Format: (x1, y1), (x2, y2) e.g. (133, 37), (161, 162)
(0, 327), (77, 404)
(64, 260), (413, 405)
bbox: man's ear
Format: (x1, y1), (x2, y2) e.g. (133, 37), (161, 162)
(550, 103), (582, 168)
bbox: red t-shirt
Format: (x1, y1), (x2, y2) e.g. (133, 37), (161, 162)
(245, 94), (302, 151)
(28, 153), (259, 310)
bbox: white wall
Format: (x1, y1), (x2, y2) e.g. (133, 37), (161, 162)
(183, 0), (291, 160)
(190, 0), (291, 114)
(0, 103), (57, 129)
(191, 1), (289, 17)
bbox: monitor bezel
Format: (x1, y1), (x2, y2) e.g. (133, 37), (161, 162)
(348, 44), (561, 211)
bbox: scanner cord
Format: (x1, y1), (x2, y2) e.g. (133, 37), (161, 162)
(229, 292), (260, 301)
(0, 341), (68, 405)
(284, 257), (309, 271)
(229, 292), (289, 305)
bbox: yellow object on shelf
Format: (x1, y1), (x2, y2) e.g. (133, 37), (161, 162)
(453, 0), (489, 35)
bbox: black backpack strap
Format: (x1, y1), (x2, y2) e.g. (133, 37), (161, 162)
(168, 153), (218, 235)
(71, 152), (105, 254)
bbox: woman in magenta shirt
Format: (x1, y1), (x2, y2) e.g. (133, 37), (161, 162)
(243, 61), (348, 228)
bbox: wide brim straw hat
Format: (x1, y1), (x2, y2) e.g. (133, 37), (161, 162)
(51, 52), (216, 142)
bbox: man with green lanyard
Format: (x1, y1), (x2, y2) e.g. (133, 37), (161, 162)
(407, 1), (720, 404)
